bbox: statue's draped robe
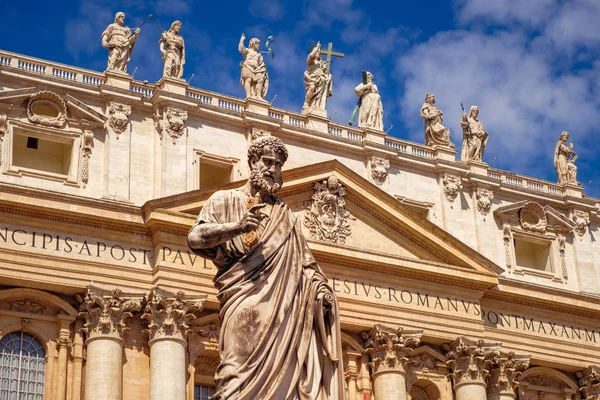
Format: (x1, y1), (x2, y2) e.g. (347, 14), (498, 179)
(160, 31), (185, 78)
(190, 189), (344, 400)
(554, 141), (577, 184)
(420, 102), (451, 146)
(355, 83), (383, 130)
(460, 117), (488, 162)
(302, 54), (332, 114)
(239, 49), (268, 98)
(102, 24), (135, 72)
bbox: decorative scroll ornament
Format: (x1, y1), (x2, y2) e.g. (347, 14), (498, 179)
(81, 130), (94, 187)
(141, 287), (204, 342)
(442, 174), (462, 206)
(304, 175), (355, 244)
(9, 299), (46, 314)
(519, 201), (547, 233)
(0, 115), (7, 165)
(523, 375), (553, 388)
(108, 102), (131, 135)
(443, 337), (500, 387)
(576, 365), (600, 400)
(486, 352), (530, 397)
(362, 324), (422, 375)
(502, 224), (512, 270)
(165, 107), (187, 144)
(77, 285), (142, 340)
(27, 91), (67, 128)
(197, 321), (220, 341)
(406, 353), (437, 372)
(476, 188), (494, 219)
(370, 156), (390, 186)
(558, 234), (567, 279)
(572, 210), (590, 238)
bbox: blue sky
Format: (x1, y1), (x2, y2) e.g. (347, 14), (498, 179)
(2, 0), (599, 197)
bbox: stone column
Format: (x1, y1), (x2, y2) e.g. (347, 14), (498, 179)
(363, 324), (422, 400)
(486, 352), (530, 400)
(77, 285), (143, 400)
(443, 337), (500, 400)
(142, 287), (205, 400)
(344, 350), (362, 400)
(576, 365), (600, 400)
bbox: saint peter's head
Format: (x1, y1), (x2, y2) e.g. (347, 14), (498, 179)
(248, 136), (288, 195)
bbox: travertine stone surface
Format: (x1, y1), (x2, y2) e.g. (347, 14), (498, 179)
(85, 337), (123, 400)
(554, 131), (578, 185)
(238, 34), (268, 99)
(302, 42), (332, 116)
(421, 93), (453, 148)
(101, 12), (140, 73)
(159, 21), (185, 79)
(487, 352), (531, 400)
(460, 105), (488, 162)
(354, 71), (383, 130)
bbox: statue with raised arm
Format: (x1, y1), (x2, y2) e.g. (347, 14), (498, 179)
(159, 20), (185, 79)
(354, 71), (384, 130)
(302, 42), (332, 115)
(188, 136), (344, 400)
(101, 12), (140, 73)
(420, 93), (453, 147)
(554, 131), (578, 184)
(460, 105), (489, 162)
(238, 33), (268, 99)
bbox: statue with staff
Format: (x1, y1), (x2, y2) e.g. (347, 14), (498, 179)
(351, 71), (384, 130)
(302, 42), (342, 116)
(102, 12), (152, 73)
(238, 33), (270, 99)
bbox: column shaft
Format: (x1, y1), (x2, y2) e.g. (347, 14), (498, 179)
(149, 339), (187, 400)
(454, 382), (487, 400)
(54, 343), (68, 400)
(84, 337), (123, 400)
(373, 370), (407, 400)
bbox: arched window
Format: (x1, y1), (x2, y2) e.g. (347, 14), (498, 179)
(0, 331), (45, 399)
(194, 385), (215, 400)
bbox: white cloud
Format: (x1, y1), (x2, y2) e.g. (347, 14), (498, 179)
(454, 0), (558, 28)
(249, 0), (286, 20)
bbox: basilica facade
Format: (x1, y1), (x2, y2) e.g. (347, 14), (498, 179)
(0, 46), (599, 400)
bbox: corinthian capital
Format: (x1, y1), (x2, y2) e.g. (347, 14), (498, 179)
(77, 284), (143, 341)
(142, 287), (206, 343)
(443, 337), (500, 387)
(362, 324), (422, 376)
(487, 352), (531, 398)
(576, 365), (600, 400)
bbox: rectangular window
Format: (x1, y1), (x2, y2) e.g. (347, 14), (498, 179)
(194, 385), (215, 400)
(514, 238), (552, 272)
(199, 161), (232, 190)
(12, 133), (72, 176)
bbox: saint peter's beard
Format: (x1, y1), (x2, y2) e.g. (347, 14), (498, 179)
(249, 165), (282, 196)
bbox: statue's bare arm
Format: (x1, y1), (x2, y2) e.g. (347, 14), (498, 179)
(188, 204), (266, 249)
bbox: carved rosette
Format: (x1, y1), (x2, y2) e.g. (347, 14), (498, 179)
(362, 324), (422, 376)
(108, 102), (131, 136)
(576, 365), (600, 400)
(476, 188), (494, 219)
(141, 287), (204, 344)
(76, 285), (142, 342)
(370, 156), (390, 186)
(572, 210), (591, 238)
(304, 175), (355, 244)
(165, 107), (188, 144)
(443, 337), (500, 388)
(442, 174), (462, 206)
(486, 352), (530, 397)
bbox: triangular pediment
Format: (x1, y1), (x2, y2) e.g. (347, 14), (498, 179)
(144, 160), (503, 288)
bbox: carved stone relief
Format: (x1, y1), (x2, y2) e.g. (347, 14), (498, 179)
(370, 156), (389, 186)
(443, 337), (500, 387)
(486, 352), (530, 398)
(81, 131), (94, 187)
(197, 321), (220, 341)
(558, 234), (567, 280)
(141, 287), (204, 342)
(0, 114), (7, 165)
(502, 224), (512, 270)
(519, 202), (548, 233)
(108, 102), (131, 136)
(571, 210), (590, 238)
(9, 299), (46, 314)
(249, 127), (271, 141)
(304, 175), (355, 244)
(77, 285), (143, 341)
(576, 365), (600, 400)
(476, 188), (494, 219)
(362, 324), (422, 375)
(195, 356), (220, 374)
(27, 91), (67, 128)
(442, 174), (462, 206)
(165, 107), (188, 144)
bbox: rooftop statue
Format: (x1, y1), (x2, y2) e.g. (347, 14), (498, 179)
(302, 42), (333, 115)
(159, 21), (185, 79)
(460, 105), (489, 162)
(187, 136), (344, 399)
(420, 92), (453, 148)
(554, 131), (578, 185)
(354, 71), (384, 130)
(101, 12), (141, 73)
(238, 33), (268, 100)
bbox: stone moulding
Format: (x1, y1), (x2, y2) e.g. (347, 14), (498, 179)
(27, 91), (67, 128)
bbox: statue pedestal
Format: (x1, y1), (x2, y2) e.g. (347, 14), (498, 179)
(303, 108), (328, 118)
(467, 160), (489, 177)
(306, 112), (330, 134)
(245, 97), (270, 117)
(363, 127), (385, 145)
(433, 145), (457, 161)
(157, 77), (188, 96)
(563, 183), (582, 198)
(104, 70), (133, 90)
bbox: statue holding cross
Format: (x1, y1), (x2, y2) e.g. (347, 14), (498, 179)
(302, 42), (344, 116)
